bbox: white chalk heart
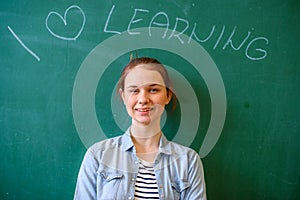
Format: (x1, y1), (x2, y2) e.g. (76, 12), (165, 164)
(45, 5), (86, 41)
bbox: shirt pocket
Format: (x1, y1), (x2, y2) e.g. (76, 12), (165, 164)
(171, 180), (191, 199)
(98, 170), (123, 182)
(97, 170), (124, 199)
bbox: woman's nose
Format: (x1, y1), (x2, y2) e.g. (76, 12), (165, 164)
(138, 91), (149, 104)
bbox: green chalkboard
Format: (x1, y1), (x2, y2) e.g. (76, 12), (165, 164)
(1, 0), (299, 199)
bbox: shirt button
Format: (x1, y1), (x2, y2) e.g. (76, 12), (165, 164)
(128, 197), (132, 200)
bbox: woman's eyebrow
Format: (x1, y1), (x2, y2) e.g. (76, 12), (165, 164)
(126, 85), (138, 89)
(126, 83), (164, 89)
(145, 83), (165, 88)
(149, 83), (163, 87)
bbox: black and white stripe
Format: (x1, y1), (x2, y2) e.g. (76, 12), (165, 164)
(134, 160), (159, 200)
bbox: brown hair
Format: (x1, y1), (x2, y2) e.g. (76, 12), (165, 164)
(117, 57), (177, 109)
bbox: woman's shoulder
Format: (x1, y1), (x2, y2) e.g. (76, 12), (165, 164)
(165, 141), (200, 160)
(168, 140), (198, 155)
(87, 134), (124, 155)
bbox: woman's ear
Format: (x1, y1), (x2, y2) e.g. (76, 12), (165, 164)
(165, 90), (172, 105)
(119, 88), (125, 103)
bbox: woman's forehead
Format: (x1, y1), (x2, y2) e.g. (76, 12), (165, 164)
(124, 66), (165, 87)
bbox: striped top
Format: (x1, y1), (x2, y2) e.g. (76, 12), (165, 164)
(134, 159), (160, 200)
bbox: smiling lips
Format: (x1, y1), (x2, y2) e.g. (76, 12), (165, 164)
(135, 107), (154, 114)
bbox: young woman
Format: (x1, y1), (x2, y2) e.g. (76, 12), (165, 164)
(74, 57), (207, 200)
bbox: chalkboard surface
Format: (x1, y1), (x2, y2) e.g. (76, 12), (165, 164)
(1, 0), (299, 199)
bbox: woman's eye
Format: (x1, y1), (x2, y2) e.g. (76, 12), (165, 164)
(150, 88), (159, 93)
(129, 89), (139, 94)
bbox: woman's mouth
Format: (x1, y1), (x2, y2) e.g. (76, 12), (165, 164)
(135, 107), (153, 113)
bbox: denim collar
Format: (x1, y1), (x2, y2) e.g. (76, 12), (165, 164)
(121, 127), (172, 155)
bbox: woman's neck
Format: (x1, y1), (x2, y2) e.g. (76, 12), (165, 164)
(130, 122), (161, 139)
(130, 124), (162, 162)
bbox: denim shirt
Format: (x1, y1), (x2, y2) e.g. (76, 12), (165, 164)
(74, 129), (207, 200)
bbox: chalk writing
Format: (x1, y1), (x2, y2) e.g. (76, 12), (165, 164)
(212, 25), (225, 50)
(167, 18), (189, 44)
(127, 8), (149, 35)
(149, 11), (169, 38)
(245, 37), (268, 60)
(44, 4), (269, 61)
(45, 5), (86, 41)
(104, 5), (269, 61)
(104, 5), (120, 35)
(7, 26), (41, 61)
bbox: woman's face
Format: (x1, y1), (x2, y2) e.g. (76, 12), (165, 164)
(120, 64), (171, 126)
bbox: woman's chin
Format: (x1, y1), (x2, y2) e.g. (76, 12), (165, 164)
(132, 112), (163, 127)
(135, 119), (152, 126)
